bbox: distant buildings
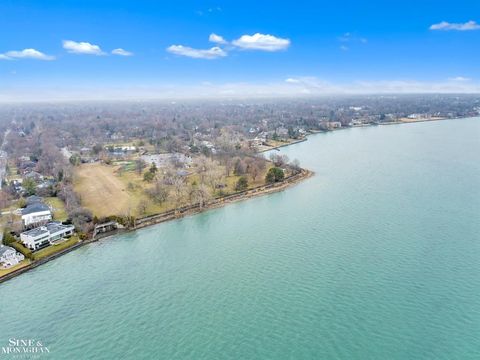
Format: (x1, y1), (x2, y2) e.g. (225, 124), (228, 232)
(20, 222), (75, 251)
(249, 138), (264, 148)
(275, 127), (289, 140)
(328, 121), (342, 130)
(200, 141), (216, 154)
(141, 153), (192, 169)
(351, 120), (364, 126)
(0, 245), (25, 268)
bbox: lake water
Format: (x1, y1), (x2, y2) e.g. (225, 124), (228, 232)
(1, 118), (479, 359)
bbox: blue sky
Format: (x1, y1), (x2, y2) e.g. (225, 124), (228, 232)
(1, 0), (479, 100)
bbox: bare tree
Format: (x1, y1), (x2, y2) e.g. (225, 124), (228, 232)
(171, 175), (187, 208)
(146, 181), (169, 204)
(135, 159), (145, 175)
(189, 183), (211, 208)
(137, 200), (148, 216)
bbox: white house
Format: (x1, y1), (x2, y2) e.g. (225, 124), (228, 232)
(20, 222), (74, 251)
(46, 222), (75, 243)
(21, 202), (52, 228)
(20, 227), (50, 250)
(0, 245), (25, 268)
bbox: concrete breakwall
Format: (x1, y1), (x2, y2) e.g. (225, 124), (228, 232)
(134, 169), (312, 229)
(0, 169), (312, 284)
(0, 240), (84, 284)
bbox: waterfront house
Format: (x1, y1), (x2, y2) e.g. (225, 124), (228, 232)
(328, 121), (342, 129)
(20, 222), (75, 251)
(0, 245), (25, 268)
(249, 137), (264, 149)
(46, 222), (75, 243)
(21, 202), (52, 228)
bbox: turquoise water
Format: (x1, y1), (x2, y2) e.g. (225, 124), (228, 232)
(1, 118), (479, 359)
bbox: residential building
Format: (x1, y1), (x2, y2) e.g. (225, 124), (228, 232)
(21, 202), (52, 228)
(20, 222), (75, 251)
(0, 245), (25, 268)
(141, 153), (192, 169)
(249, 138), (264, 148)
(328, 121), (342, 129)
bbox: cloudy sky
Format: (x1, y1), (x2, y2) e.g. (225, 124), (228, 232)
(1, 0), (479, 101)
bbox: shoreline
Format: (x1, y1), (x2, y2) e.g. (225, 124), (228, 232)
(1, 115), (475, 285)
(259, 138), (308, 153)
(258, 116), (471, 154)
(0, 169), (313, 284)
(133, 169), (313, 230)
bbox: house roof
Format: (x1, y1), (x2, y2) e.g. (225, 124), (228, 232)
(21, 222), (73, 238)
(46, 222), (74, 234)
(26, 195), (43, 205)
(21, 202), (50, 216)
(22, 227), (49, 238)
(0, 245), (15, 257)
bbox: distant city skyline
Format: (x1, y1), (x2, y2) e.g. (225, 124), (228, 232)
(1, 0), (479, 101)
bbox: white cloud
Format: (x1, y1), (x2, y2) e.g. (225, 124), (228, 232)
(209, 33), (227, 45)
(232, 33), (290, 51)
(430, 20), (480, 31)
(340, 45), (349, 51)
(449, 76), (471, 81)
(112, 48), (133, 56)
(196, 6), (221, 16)
(167, 45), (227, 59)
(0, 48), (55, 61)
(285, 78), (301, 83)
(63, 40), (104, 55)
(338, 32), (367, 45)
(284, 77), (337, 91)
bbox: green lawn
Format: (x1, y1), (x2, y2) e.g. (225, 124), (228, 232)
(0, 259), (31, 277)
(44, 197), (68, 221)
(33, 236), (80, 261)
(116, 160), (137, 172)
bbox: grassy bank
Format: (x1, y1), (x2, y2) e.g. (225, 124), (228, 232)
(32, 236), (81, 261)
(73, 162), (270, 218)
(0, 259), (31, 277)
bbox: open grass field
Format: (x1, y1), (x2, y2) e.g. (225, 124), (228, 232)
(74, 162), (174, 217)
(74, 163), (136, 217)
(74, 160), (272, 218)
